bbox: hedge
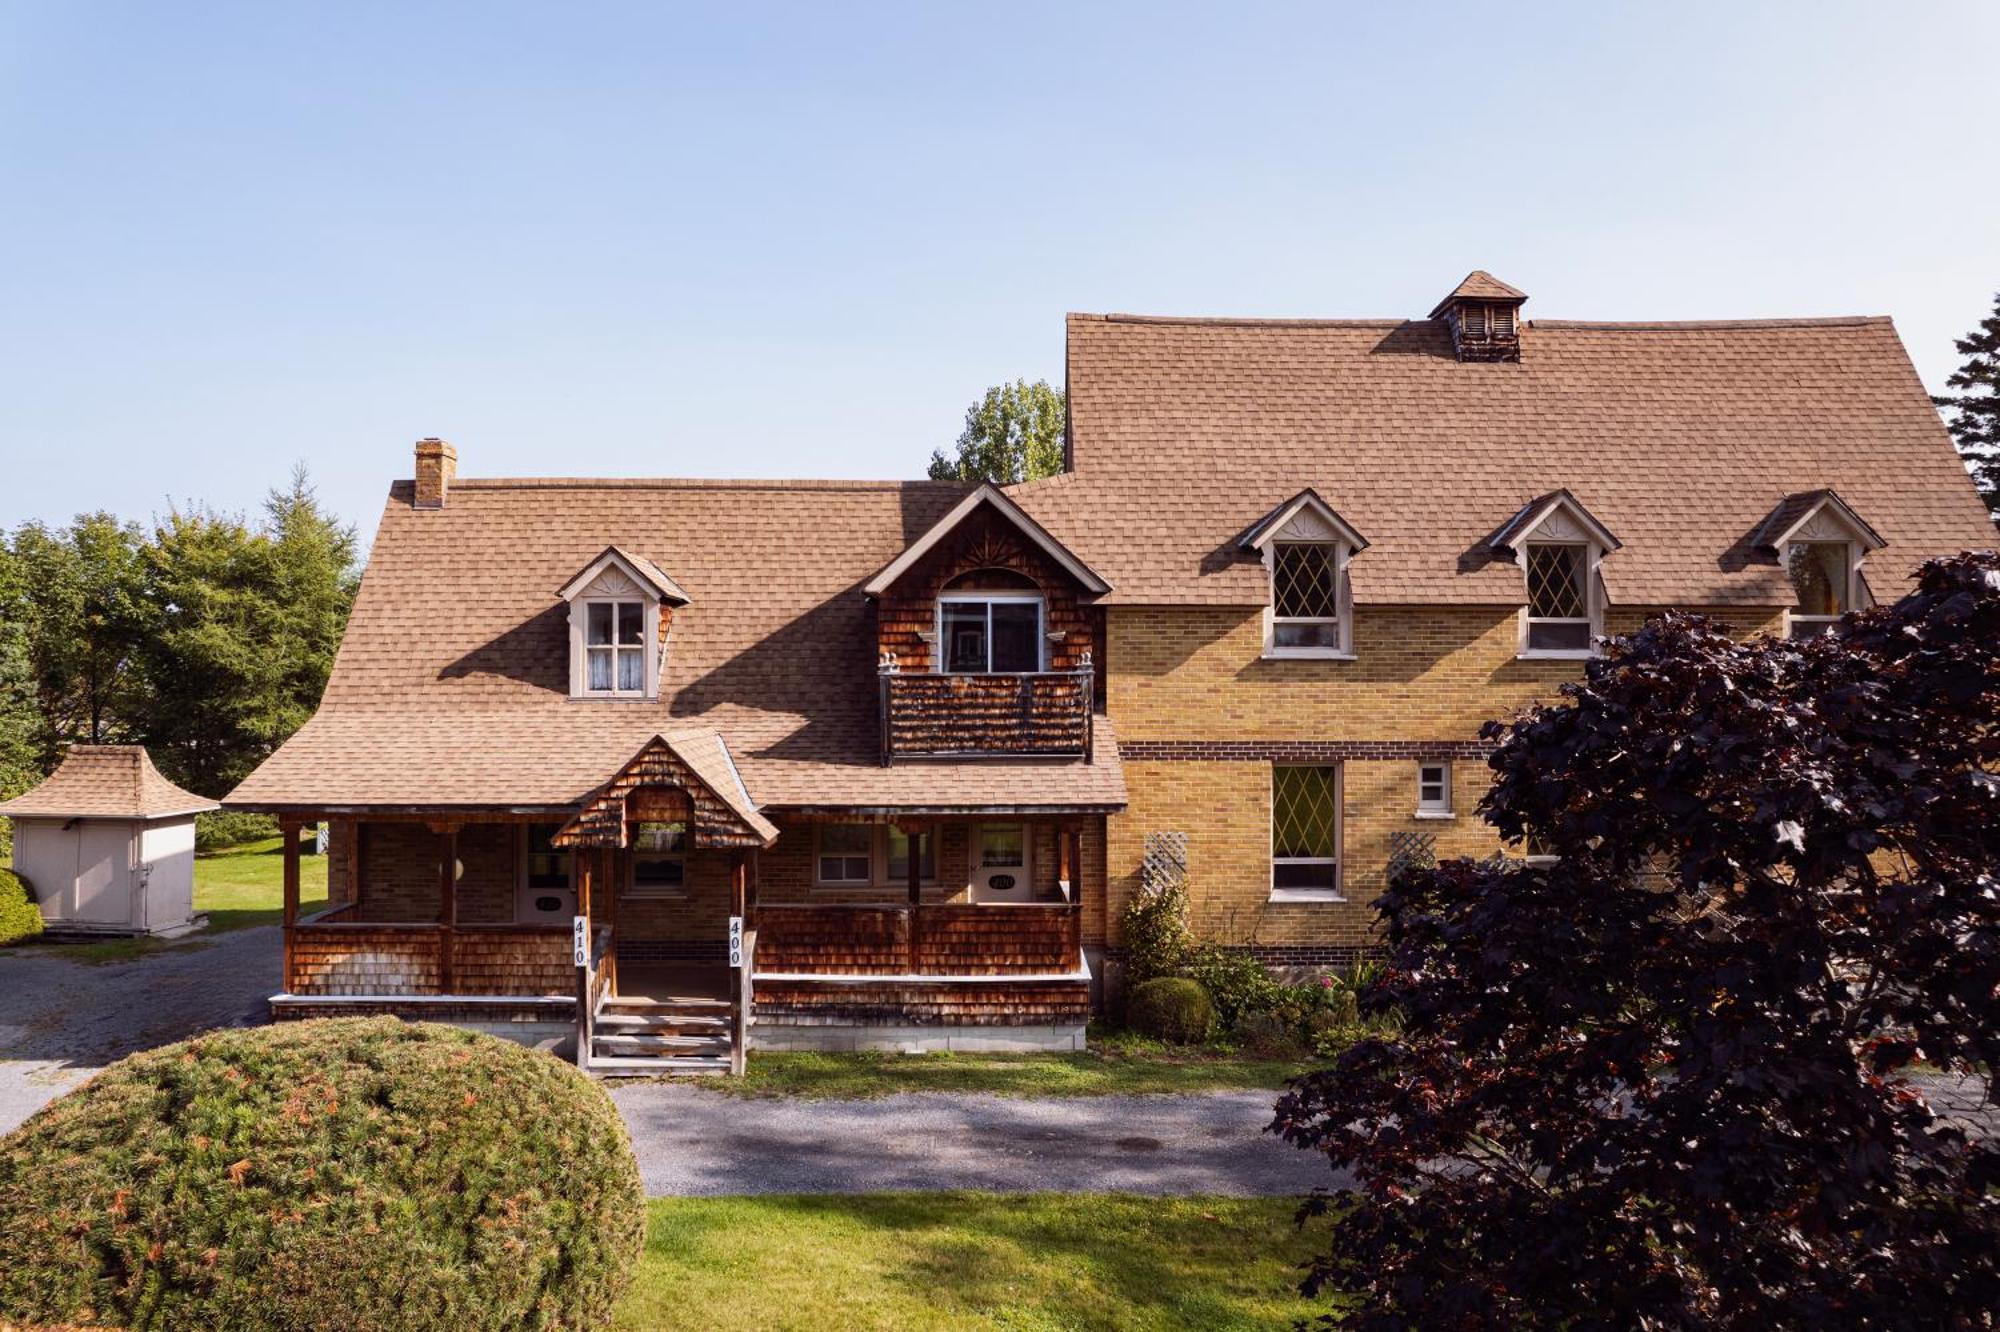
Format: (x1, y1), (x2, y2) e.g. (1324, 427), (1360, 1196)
(1127, 977), (1217, 1044)
(0, 1018), (644, 1331)
(0, 867), (41, 947)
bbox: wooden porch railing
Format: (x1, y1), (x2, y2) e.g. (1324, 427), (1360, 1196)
(285, 919), (572, 997)
(754, 903), (1082, 976)
(879, 665), (1093, 763)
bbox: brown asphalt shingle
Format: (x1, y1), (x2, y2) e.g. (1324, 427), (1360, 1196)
(227, 480), (1126, 813)
(1, 746), (218, 820)
(1011, 313), (1995, 608)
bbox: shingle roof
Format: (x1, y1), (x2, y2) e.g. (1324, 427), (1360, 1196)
(1012, 313), (1994, 608)
(1, 746), (218, 820)
(226, 479), (1127, 814)
(1429, 270), (1528, 316)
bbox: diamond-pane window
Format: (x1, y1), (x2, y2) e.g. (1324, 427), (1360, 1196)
(1272, 765), (1340, 892)
(1526, 544), (1586, 618)
(1271, 542), (1344, 651)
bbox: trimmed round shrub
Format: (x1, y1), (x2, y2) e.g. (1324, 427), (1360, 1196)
(0, 867), (41, 946)
(0, 1018), (644, 1331)
(1127, 977), (1217, 1044)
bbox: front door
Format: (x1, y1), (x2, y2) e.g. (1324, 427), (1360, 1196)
(971, 823), (1031, 903)
(517, 825), (576, 924)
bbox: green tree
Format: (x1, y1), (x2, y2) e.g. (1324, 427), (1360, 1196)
(927, 379), (1066, 484)
(135, 467), (357, 795)
(7, 514), (148, 761)
(0, 542), (43, 860)
(1935, 289), (2000, 512)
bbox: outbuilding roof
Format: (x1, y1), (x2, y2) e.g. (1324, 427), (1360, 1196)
(0, 746), (219, 821)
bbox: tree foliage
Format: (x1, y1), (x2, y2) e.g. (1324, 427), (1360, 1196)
(1274, 552), (2000, 1329)
(1936, 289), (2000, 512)
(927, 378), (1066, 484)
(1, 467), (358, 798)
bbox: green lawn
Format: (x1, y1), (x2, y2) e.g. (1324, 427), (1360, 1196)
(722, 1038), (1310, 1100)
(615, 1193), (1324, 1331)
(7, 834), (326, 963)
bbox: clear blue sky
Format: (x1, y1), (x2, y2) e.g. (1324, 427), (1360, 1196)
(4, 1), (1996, 537)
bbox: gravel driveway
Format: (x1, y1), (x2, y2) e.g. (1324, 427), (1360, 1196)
(0, 926), (280, 1134)
(612, 1083), (1336, 1197)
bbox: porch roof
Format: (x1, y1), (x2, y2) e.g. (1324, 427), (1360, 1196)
(226, 708), (1127, 815)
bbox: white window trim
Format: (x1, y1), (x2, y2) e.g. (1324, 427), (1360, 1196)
(1269, 763), (1344, 903)
(1415, 762), (1454, 819)
(1518, 540), (1606, 660)
(934, 591), (1046, 675)
(1261, 539), (1356, 660)
(568, 595), (663, 699)
(625, 821), (689, 899)
(811, 823), (938, 889)
(1781, 538), (1863, 639)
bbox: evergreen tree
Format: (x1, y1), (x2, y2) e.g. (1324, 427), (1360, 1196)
(1934, 289), (2000, 512)
(927, 379), (1066, 484)
(0, 541), (44, 860)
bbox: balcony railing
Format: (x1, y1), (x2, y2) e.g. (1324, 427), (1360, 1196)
(879, 656), (1093, 763)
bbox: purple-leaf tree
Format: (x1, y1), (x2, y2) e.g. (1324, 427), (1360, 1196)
(1274, 551), (2000, 1330)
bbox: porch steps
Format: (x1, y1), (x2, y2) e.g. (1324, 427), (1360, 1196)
(587, 995), (737, 1076)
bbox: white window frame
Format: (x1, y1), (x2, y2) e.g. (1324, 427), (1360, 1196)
(625, 819), (689, 899)
(811, 823), (940, 889)
(813, 823), (876, 886)
(568, 595), (662, 699)
(1269, 763), (1344, 903)
(934, 591), (1046, 675)
(1263, 539), (1355, 660)
(1415, 762), (1453, 819)
(1519, 540), (1604, 660)
(1783, 538), (1860, 639)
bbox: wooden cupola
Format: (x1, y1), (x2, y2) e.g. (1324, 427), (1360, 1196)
(1430, 270), (1528, 363)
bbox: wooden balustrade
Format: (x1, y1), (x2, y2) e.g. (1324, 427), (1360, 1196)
(755, 903), (1080, 976)
(285, 920), (570, 997)
(880, 668), (1092, 763)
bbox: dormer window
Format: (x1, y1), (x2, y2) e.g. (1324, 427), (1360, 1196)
(556, 546), (691, 701)
(1524, 542), (1592, 653)
(1488, 490), (1619, 661)
(1749, 490), (1885, 641)
(939, 592), (1044, 673)
(586, 600), (647, 693)
(1238, 489), (1367, 660)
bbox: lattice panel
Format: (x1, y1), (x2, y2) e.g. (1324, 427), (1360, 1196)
(1273, 767), (1338, 859)
(1140, 831), (1188, 895)
(1273, 543), (1339, 619)
(1386, 830), (1436, 883)
(1526, 544), (1585, 618)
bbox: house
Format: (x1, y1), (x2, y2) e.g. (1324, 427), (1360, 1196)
(225, 273), (1996, 1072)
(2, 745), (217, 937)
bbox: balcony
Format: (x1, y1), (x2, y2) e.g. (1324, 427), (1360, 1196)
(879, 661), (1093, 763)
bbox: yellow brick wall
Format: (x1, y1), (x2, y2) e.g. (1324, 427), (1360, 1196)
(1104, 602), (1785, 954)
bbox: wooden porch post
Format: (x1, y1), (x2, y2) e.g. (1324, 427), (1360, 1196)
(280, 819), (301, 992)
(1068, 825), (1086, 969)
(573, 847), (593, 1070)
(730, 851), (750, 1076)
(906, 821), (924, 973)
(599, 846), (617, 995)
(437, 824), (458, 994)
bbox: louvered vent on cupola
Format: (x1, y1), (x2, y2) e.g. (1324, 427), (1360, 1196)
(1429, 270), (1528, 363)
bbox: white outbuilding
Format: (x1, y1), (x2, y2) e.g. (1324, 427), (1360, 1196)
(0, 745), (218, 937)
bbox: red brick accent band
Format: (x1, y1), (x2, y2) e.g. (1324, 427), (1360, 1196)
(1117, 739), (1491, 762)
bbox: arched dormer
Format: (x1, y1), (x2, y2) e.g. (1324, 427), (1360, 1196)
(556, 546), (691, 700)
(1750, 490), (1888, 638)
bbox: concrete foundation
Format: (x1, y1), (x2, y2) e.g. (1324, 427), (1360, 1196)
(750, 1021), (1087, 1054)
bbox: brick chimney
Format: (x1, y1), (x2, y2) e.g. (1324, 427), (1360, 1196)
(1429, 271), (1527, 362)
(413, 438), (457, 509)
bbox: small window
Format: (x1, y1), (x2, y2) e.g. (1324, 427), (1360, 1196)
(1416, 763), (1452, 817)
(816, 824), (874, 884)
(1272, 764), (1340, 896)
(939, 595), (1043, 673)
(586, 600), (648, 694)
(1523, 831), (1560, 865)
(886, 825), (935, 883)
(1524, 543), (1592, 654)
(524, 825), (570, 890)
(1270, 542), (1344, 651)
(1787, 542), (1851, 638)
(629, 821), (686, 896)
